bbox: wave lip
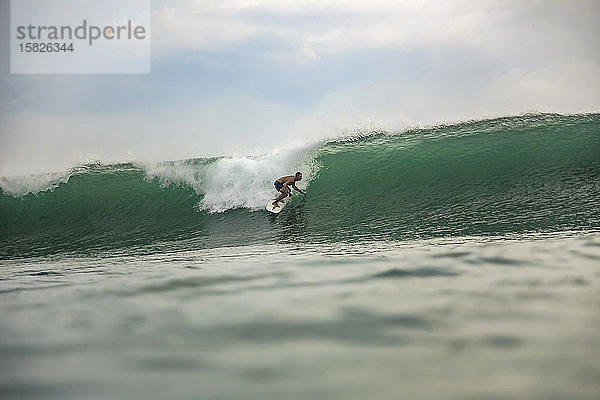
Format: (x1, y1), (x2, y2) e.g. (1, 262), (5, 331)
(0, 170), (73, 197)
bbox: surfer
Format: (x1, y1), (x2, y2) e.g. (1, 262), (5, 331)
(272, 172), (305, 208)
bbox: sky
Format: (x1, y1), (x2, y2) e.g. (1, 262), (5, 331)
(1, 0), (599, 176)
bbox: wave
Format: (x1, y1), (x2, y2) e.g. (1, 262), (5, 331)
(1, 113), (599, 258)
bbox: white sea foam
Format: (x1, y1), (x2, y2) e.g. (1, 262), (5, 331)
(0, 169), (74, 197)
(142, 143), (320, 213)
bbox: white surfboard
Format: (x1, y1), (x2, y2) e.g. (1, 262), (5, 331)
(265, 197), (286, 214)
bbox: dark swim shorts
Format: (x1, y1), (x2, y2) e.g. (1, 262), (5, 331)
(274, 180), (283, 191)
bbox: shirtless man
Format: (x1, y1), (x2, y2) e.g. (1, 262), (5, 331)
(272, 172), (305, 208)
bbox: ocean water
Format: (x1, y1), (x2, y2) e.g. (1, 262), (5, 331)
(1, 113), (599, 399)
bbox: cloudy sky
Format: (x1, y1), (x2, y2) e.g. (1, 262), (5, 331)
(1, 0), (599, 175)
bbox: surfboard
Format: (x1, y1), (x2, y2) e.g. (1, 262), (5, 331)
(265, 198), (286, 214)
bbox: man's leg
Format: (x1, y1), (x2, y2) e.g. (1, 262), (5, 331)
(272, 187), (289, 207)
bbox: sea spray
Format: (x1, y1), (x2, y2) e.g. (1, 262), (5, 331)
(141, 143), (320, 213)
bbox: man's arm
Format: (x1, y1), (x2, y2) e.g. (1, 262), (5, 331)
(291, 183), (305, 194)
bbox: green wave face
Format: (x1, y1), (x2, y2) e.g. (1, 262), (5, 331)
(1, 113), (599, 258)
(301, 113), (600, 241)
